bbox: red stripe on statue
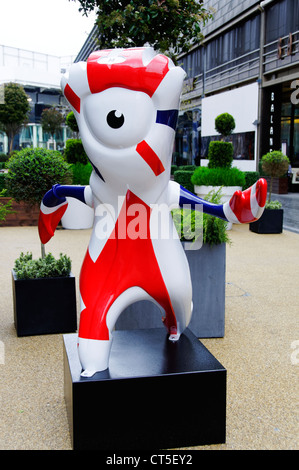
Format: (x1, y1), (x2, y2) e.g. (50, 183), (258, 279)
(136, 140), (165, 176)
(64, 84), (81, 113)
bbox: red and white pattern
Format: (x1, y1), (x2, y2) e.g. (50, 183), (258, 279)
(224, 179), (267, 224)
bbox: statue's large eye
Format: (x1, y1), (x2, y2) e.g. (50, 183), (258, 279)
(106, 110), (125, 129)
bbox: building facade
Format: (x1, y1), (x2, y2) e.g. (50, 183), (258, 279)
(179, 0), (299, 172)
(0, 45), (74, 153)
(72, 0), (299, 172)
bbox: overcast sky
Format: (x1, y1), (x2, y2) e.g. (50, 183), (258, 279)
(0, 0), (97, 57)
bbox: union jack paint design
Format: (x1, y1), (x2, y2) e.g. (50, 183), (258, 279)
(38, 47), (267, 377)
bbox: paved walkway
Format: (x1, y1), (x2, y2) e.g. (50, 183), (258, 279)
(0, 222), (298, 450)
(271, 192), (299, 234)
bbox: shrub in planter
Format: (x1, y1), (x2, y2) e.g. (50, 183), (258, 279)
(250, 151), (288, 234)
(14, 252), (71, 280)
(208, 113), (236, 169)
(172, 188), (231, 246)
(12, 252), (77, 336)
(261, 150), (289, 202)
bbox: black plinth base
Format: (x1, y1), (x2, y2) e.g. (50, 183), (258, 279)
(63, 329), (226, 450)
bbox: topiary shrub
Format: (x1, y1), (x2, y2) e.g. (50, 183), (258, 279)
(208, 141), (234, 169)
(208, 112), (235, 169)
(261, 150), (289, 203)
(6, 147), (72, 206)
(215, 113), (235, 137)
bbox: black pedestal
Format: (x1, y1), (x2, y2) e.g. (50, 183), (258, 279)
(63, 329), (226, 450)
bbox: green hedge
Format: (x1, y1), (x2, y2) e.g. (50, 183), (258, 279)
(178, 165), (197, 172)
(191, 166), (245, 187)
(171, 165), (178, 175)
(174, 170), (194, 192)
(71, 162), (93, 185)
(243, 171), (260, 190)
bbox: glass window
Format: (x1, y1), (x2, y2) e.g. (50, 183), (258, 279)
(206, 14), (260, 72)
(180, 48), (203, 78)
(266, 0), (299, 43)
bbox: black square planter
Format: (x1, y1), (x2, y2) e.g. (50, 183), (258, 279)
(64, 328), (227, 450)
(12, 270), (77, 337)
(249, 208), (283, 234)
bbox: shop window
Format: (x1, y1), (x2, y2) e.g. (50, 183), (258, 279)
(201, 132), (255, 161)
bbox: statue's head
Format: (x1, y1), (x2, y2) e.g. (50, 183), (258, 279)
(62, 47), (185, 187)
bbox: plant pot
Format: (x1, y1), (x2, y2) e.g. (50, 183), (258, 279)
(115, 243), (226, 338)
(61, 196), (94, 229)
(194, 185), (242, 230)
(249, 208), (283, 234)
(186, 243), (226, 338)
(12, 270), (77, 336)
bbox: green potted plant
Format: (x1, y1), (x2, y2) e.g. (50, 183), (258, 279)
(250, 151), (289, 234)
(116, 189), (230, 338)
(61, 134), (94, 229)
(192, 113), (244, 229)
(173, 188), (230, 338)
(12, 252), (77, 336)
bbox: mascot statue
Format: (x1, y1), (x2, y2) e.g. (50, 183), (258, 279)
(38, 48), (267, 377)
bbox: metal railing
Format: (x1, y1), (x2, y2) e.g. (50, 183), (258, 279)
(263, 30), (299, 74)
(180, 47), (260, 105)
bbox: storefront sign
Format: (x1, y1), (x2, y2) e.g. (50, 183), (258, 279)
(261, 85), (282, 157)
